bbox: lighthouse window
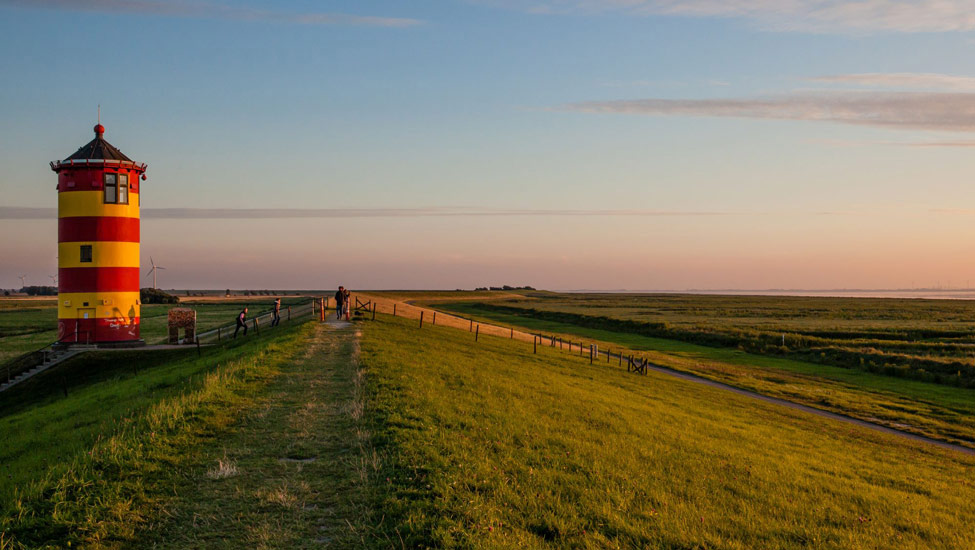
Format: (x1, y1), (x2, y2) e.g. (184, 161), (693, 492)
(80, 245), (93, 263)
(104, 173), (117, 204)
(118, 174), (129, 204)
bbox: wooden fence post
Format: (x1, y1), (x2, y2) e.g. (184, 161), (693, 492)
(393, 304), (397, 317)
(420, 311), (424, 328)
(372, 303), (376, 321)
(510, 327), (513, 339)
(287, 306), (291, 321)
(469, 319), (473, 332)
(533, 335), (537, 354)
(475, 325), (479, 342)
(619, 353), (622, 367)
(254, 318), (260, 335)
(590, 345), (594, 365)
(432, 312), (437, 325)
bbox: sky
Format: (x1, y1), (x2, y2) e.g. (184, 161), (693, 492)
(4, 0), (975, 291)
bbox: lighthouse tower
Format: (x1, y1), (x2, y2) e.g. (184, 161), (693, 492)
(50, 123), (147, 344)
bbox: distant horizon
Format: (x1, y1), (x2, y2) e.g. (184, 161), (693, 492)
(11, 286), (975, 301)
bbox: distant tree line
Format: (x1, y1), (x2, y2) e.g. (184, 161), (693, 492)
(141, 288), (180, 304)
(223, 290), (298, 296)
(20, 286), (57, 296)
(474, 285), (536, 291)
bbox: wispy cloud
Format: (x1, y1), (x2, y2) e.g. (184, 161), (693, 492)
(809, 73), (975, 91)
(0, 0), (423, 27)
(0, 207), (740, 220)
(563, 92), (975, 132)
(479, 1), (975, 33)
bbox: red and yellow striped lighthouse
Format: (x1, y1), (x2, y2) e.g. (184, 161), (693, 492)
(50, 123), (147, 344)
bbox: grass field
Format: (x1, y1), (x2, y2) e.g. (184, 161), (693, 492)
(0, 296), (310, 364)
(450, 293), (975, 387)
(360, 315), (975, 548)
(431, 300), (975, 449)
(3, 312), (974, 548)
(0, 320), (312, 549)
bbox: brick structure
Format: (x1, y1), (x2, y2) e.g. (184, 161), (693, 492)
(168, 308), (197, 344)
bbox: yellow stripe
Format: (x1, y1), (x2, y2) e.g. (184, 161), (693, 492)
(59, 190), (141, 218)
(58, 291), (141, 319)
(58, 241), (140, 268)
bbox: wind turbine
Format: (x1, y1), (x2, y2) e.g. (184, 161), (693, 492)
(18, 275), (26, 289)
(49, 274), (58, 286)
(146, 257), (166, 289)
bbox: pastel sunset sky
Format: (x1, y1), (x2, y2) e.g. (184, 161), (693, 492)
(4, 0), (975, 290)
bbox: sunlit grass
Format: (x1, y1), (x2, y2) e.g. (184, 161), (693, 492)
(361, 314), (975, 549)
(433, 301), (975, 449)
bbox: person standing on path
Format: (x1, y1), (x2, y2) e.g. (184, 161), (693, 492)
(234, 307), (248, 338)
(271, 298), (281, 327)
(334, 286), (345, 320)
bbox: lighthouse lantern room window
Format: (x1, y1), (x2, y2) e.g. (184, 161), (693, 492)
(103, 173), (129, 204)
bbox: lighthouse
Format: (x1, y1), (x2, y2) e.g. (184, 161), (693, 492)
(50, 123), (147, 344)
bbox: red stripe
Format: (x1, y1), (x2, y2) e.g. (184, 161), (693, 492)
(59, 267), (141, 293)
(57, 167), (142, 193)
(59, 217), (140, 243)
(58, 317), (141, 343)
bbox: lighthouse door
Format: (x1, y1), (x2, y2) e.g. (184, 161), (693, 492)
(78, 308), (96, 344)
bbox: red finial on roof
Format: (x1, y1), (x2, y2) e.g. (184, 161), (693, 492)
(94, 123), (105, 138)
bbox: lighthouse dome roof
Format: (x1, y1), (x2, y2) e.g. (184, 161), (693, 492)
(63, 124), (134, 162)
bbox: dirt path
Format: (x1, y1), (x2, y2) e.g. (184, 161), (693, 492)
(144, 321), (378, 549)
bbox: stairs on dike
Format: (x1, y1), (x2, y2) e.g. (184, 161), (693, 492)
(0, 346), (93, 393)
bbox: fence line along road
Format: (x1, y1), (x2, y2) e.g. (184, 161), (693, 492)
(357, 293), (541, 343)
(196, 300), (316, 344)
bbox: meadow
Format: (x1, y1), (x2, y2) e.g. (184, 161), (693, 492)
(0, 296), (309, 365)
(0, 321), (312, 548)
(5, 312), (974, 549)
(360, 315), (975, 549)
(455, 292), (975, 387)
(429, 298), (975, 449)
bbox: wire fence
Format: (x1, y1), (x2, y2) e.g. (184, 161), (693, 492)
(356, 293), (651, 375)
(195, 300), (317, 344)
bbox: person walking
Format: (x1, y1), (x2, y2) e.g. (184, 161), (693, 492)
(234, 306), (248, 338)
(334, 286), (346, 320)
(271, 298), (281, 327)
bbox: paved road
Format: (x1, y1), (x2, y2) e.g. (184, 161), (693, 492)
(641, 361), (974, 456)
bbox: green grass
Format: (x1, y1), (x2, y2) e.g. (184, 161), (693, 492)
(5, 312), (975, 548)
(0, 298), (308, 364)
(454, 293), (975, 386)
(141, 322), (378, 548)
(360, 315), (975, 549)
(0, 320), (312, 549)
(432, 301), (975, 449)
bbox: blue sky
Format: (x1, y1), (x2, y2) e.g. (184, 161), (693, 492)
(4, 0), (975, 290)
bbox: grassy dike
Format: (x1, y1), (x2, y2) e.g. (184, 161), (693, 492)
(0, 322), (313, 549)
(360, 315), (975, 549)
(431, 301), (975, 449)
